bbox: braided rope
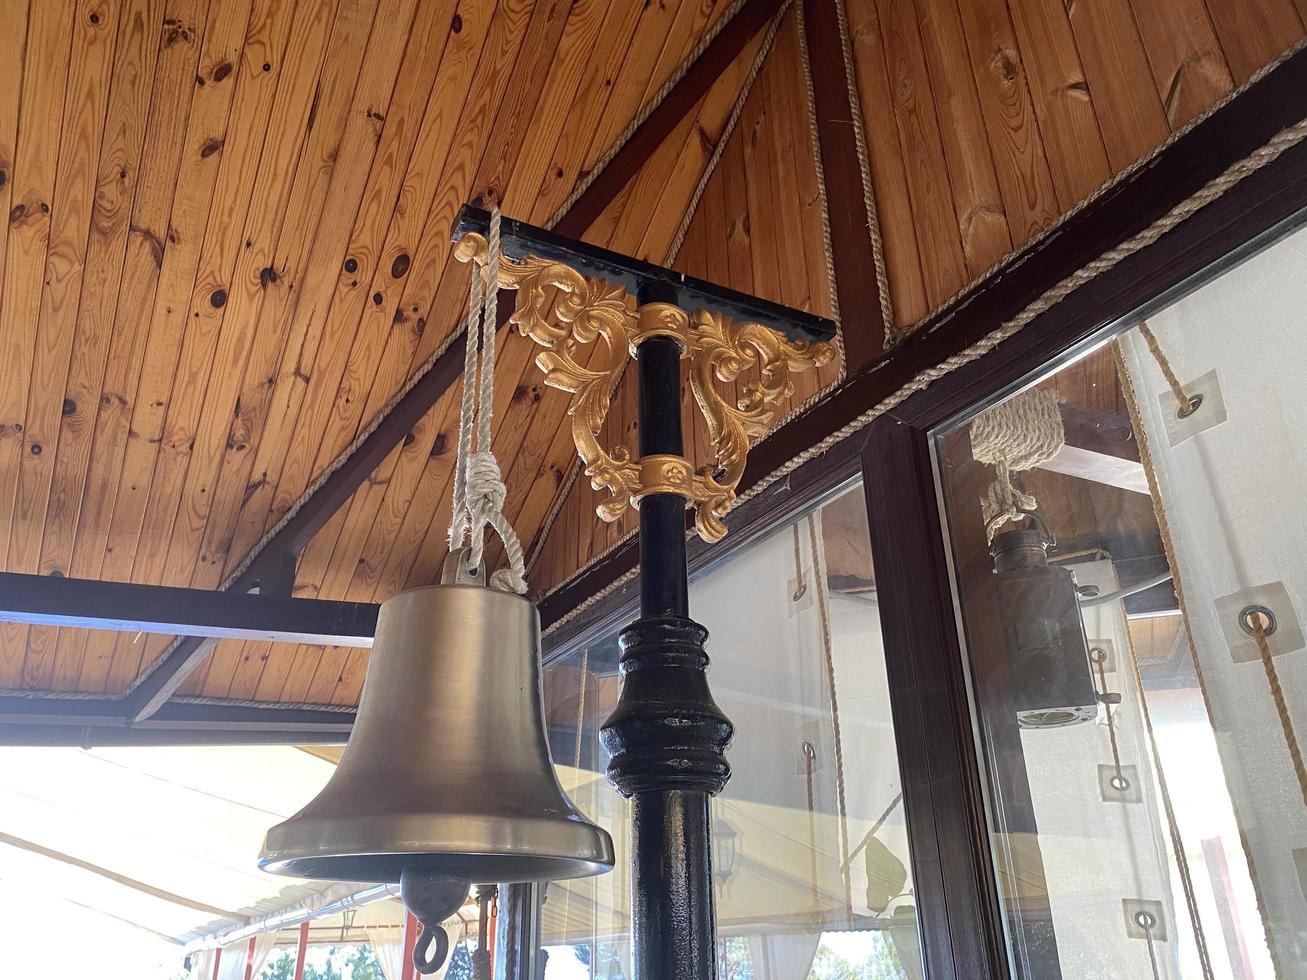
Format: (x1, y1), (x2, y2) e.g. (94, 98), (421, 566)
(1121, 617), (1216, 979)
(542, 112), (1307, 633)
(807, 512), (854, 926)
(830, 0), (894, 343)
(449, 252), (485, 552)
(665, 1), (791, 261)
(794, 0), (845, 378)
(1115, 343), (1282, 977)
(969, 388), (1064, 538)
(1137, 321), (1195, 414)
(1251, 617), (1307, 809)
(447, 208), (528, 594)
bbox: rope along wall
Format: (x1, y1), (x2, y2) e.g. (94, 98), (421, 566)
(543, 110), (1307, 638)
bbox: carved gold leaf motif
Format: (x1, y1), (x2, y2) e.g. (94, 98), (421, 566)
(455, 234), (833, 542)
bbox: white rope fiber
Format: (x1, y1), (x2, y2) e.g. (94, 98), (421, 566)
(447, 208), (528, 594)
(969, 388), (1064, 539)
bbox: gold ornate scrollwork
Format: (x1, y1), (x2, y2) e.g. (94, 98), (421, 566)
(456, 232), (642, 521)
(686, 312), (834, 541)
(454, 234), (834, 542)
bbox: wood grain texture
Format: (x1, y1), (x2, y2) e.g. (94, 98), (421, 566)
(527, 9), (847, 597)
(529, 0), (1304, 609)
(4, 0), (1303, 703)
(0, 0), (768, 699)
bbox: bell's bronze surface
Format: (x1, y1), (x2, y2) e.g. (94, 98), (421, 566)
(259, 583), (614, 884)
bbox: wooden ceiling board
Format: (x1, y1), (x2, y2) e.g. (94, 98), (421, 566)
(0, 0), (763, 700)
(66, 0), (248, 696)
(11, 0), (125, 693)
(527, 7), (848, 597)
(843, 0), (1302, 338)
(200, 0), (758, 704)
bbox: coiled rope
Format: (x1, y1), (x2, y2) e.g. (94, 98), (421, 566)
(447, 207), (528, 594)
(969, 388), (1065, 540)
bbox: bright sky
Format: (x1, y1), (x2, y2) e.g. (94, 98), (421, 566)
(0, 883), (184, 980)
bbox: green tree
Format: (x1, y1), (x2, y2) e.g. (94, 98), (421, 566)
(256, 950), (295, 980)
(445, 943), (473, 980)
(810, 944), (861, 980)
(345, 945), (385, 980)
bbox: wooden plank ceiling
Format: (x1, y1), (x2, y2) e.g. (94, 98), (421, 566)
(0, 0), (776, 704)
(531, 0), (1307, 595)
(5, 0), (1303, 710)
(530, 2), (844, 595)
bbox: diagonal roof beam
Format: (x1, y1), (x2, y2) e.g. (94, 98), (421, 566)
(801, 0), (889, 370)
(120, 0), (788, 724)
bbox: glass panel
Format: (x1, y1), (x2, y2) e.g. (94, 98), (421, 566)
(933, 221), (1307, 978)
(540, 481), (923, 978)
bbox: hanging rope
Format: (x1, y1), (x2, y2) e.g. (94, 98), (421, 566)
(1123, 624), (1215, 979)
(1137, 321), (1198, 415)
(969, 388), (1065, 540)
(447, 207), (528, 594)
(1249, 613), (1307, 809)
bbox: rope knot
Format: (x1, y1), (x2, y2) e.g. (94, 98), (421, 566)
(467, 451), (507, 516)
(447, 206), (528, 595)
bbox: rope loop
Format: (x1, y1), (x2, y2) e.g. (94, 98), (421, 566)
(447, 206), (528, 594)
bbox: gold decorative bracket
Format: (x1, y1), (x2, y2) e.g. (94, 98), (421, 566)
(455, 234), (834, 542)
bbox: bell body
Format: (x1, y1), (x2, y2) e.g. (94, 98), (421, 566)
(991, 527), (1098, 729)
(260, 584), (614, 884)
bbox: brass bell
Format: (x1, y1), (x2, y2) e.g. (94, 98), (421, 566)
(260, 578), (614, 971)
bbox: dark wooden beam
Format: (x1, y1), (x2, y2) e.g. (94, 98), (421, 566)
(0, 695), (353, 737)
(802, 0), (887, 371)
(119, 4), (781, 721)
(552, 0), (790, 239)
(538, 41), (1307, 630)
(0, 572), (378, 646)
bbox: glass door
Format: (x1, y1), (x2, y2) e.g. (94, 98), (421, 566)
(538, 481), (923, 979)
(933, 222), (1307, 978)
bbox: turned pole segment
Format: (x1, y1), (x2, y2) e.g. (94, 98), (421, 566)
(600, 284), (734, 979)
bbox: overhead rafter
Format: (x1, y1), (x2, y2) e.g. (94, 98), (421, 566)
(0, 697), (355, 745)
(20, 0), (792, 730)
(0, 572), (378, 647)
(800, 0), (888, 370)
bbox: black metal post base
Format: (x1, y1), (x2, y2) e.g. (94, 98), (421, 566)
(601, 615), (733, 979)
(601, 616), (732, 796)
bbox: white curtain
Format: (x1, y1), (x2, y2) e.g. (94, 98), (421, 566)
(744, 932), (821, 978)
(249, 932), (279, 979)
(1119, 225), (1307, 975)
(188, 949), (217, 980)
(216, 942), (248, 980)
(366, 925), (404, 980)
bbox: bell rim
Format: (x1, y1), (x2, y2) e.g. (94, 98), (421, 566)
(259, 813), (615, 883)
(257, 850), (614, 885)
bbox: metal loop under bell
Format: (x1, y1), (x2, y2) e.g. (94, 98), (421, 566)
(412, 920), (451, 975)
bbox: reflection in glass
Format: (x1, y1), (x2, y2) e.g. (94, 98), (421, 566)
(935, 223), (1307, 977)
(540, 484), (920, 978)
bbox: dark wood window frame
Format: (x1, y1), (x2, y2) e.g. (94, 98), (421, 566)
(536, 41), (1307, 979)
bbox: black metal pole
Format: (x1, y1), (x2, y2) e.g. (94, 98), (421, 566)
(600, 288), (734, 979)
